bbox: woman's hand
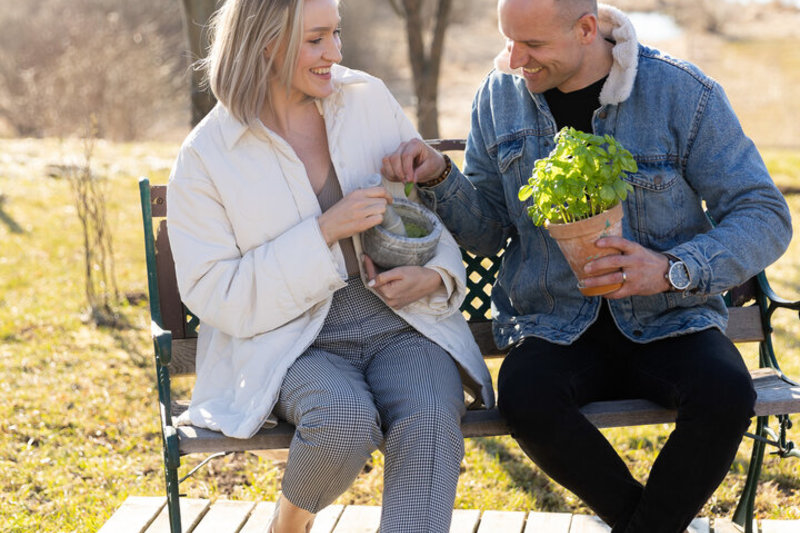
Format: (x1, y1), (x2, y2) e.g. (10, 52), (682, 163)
(363, 255), (443, 309)
(317, 187), (394, 246)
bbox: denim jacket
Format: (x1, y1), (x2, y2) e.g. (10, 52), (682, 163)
(419, 5), (791, 348)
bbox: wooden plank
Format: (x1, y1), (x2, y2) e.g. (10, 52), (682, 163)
(477, 510), (526, 532)
(761, 519), (800, 532)
(726, 306), (764, 343)
(192, 500), (255, 533)
(311, 504), (345, 533)
(450, 509), (481, 533)
(98, 496), (166, 533)
(238, 501), (276, 533)
(145, 498), (210, 533)
(171, 368), (800, 456)
(331, 505), (381, 533)
(524, 511), (572, 533)
(176, 423), (295, 454)
(712, 518), (757, 532)
(170, 339), (199, 376)
(688, 517), (710, 533)
(569, 514), (610, 532)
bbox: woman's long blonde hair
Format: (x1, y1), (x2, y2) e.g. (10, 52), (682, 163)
(200, 0), (305, 128)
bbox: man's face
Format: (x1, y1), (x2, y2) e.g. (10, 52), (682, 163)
(498, 0), (587, 94)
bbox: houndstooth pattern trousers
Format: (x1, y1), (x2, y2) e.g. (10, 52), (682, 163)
(274, 276), (466, 533)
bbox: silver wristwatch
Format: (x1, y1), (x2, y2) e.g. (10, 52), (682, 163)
(665, 256), (691, 291)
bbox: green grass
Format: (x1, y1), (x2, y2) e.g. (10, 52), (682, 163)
(1, 136), (799, 532)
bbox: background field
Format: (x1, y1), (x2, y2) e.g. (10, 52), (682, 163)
(2, 1), (800, 531)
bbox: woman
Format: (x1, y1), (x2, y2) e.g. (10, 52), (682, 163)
(166, 0), (494, 531)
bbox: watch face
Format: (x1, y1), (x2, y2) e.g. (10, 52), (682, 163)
(669, 261), (691, 290)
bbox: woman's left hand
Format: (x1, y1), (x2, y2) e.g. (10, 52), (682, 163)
(363, 255), (443, 309)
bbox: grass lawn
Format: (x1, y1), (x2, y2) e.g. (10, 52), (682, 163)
(1, 138), (799, 531)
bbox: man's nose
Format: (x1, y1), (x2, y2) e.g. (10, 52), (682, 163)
(507, 41), (527, 69)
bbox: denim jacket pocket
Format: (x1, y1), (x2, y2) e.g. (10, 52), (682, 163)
(625, 161), (689, 249)
(497, 137), (529, 219)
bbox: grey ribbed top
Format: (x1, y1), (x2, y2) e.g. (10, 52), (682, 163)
(316, 166), (360, 276)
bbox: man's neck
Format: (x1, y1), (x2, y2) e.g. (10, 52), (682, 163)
(558, 37), (614, 94)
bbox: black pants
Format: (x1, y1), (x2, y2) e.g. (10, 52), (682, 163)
(497, 304), (756, 533)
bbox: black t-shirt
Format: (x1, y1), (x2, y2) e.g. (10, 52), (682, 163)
(543, 76), (607, 133)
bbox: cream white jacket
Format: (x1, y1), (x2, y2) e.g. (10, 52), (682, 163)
(167, 66), (495, 439)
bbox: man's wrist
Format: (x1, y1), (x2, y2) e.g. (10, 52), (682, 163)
(419, 154), (451, 189)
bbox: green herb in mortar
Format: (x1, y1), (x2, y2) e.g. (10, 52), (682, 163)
(404, 221), (428, 238)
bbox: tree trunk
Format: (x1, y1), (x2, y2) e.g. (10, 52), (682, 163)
(396, 0), (452, 139)
(180, 0), (219, 126)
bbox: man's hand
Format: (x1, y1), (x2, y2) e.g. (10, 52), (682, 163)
(382, 139), (447, 186)
(582, 236), (671, 299)
(363, 255), (443, 309)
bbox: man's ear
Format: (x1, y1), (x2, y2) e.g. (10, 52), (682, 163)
(575, 13), (598, 43)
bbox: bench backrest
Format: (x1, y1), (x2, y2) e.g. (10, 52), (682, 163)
(139, 140), (767, 376)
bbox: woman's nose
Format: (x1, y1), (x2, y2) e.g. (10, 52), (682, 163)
(326, 37), (343, 63)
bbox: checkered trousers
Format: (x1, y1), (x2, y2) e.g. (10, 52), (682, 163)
(274, 277), (466, 533)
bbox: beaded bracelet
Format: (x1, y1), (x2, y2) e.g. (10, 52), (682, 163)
(419, 154), (452, 189)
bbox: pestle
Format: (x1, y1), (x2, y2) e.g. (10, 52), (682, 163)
(364, 173), (407, 237)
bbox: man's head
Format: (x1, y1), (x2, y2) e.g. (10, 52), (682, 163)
(498, 0), (608, 94)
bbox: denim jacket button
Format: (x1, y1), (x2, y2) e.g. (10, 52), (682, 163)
(633, 329), (643, 337)
(598, 110), (608, 119)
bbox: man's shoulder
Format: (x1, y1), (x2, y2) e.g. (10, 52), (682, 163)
(636, 44), (716, 90)
(476, 69), (529, 102)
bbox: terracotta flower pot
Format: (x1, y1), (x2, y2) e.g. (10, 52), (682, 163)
(546, 202), (624, 297)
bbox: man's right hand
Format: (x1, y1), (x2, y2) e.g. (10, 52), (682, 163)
(381, 139), (446, 186)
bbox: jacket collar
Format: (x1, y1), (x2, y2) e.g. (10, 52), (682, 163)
(492, 3), (639, 106)
(218, 64), (370, 150)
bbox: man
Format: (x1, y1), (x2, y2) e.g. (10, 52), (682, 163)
(381, 0), (792, 531)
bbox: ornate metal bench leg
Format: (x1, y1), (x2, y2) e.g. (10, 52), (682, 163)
(163, 426), (182, 533)
(733, 416), (766, 533)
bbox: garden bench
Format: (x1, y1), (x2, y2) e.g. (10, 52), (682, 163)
(139, 139), (800, 533)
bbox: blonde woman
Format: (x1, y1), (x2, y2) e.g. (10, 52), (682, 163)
(166, 1), (494, 532)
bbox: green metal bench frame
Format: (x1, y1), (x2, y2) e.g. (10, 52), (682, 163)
(139, 139), (800, 533)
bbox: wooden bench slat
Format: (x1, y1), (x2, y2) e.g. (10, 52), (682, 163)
(97, 496), (166, 533)
(310, 504), (346, 533)
(449, 509), (481, 533)
(523, 511), (572, 533)
(331, 504), (381, 533)
(191, 500), (255, 533)
(171, 368), (800, 452)
(568, 514), (610, 532)
(237, 501), (276, 533)
(476, 510), (526, 533)
(145, 498), (209, 533)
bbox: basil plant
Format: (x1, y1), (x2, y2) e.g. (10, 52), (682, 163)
(518, 127), (637, 226)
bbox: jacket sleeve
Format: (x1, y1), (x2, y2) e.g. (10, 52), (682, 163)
(378, 79), (468, 317)
(675, 81), (792, 295)
(167, 147), (347, 339)
(417, 79), (516, 257)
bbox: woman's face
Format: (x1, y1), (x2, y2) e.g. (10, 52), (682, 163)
(286, 0), (343, 102)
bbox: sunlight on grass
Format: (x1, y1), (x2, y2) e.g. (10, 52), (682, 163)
(1, 132), (799, 532)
